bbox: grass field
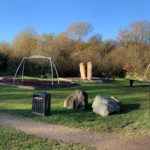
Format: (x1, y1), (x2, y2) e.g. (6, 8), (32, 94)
(0, 125), (91, 150)
(0, 78), (150, 134)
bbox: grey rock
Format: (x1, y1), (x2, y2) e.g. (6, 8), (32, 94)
(92, 95), (120, 116)
(40, 73), (51, 78)
(64, 90), (88, 110)
(45, 73), (51, 78)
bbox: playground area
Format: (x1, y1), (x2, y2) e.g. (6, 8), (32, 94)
(0, 56), (150, 149)
(1, 1), (150, 149)
(0, 78), (150, 149)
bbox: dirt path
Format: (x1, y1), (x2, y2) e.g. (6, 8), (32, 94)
(0, 113), (149, 150)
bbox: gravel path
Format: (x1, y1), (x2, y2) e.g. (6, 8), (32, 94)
(0, 113), (150, 150)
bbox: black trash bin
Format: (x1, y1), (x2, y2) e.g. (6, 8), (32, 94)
(32, 92), (51, 116)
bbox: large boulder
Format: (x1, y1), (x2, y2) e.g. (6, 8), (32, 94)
(92, 95), (120, 116)
(64, 90), (88, 110)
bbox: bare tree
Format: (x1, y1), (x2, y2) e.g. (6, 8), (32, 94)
(66, 22), (93, 41)
(119, 21), (150, 43)
(88, 34), (102, 45)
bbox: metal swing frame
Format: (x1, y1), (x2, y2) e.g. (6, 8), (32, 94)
(13, 55), (60, 85)
(144, 63), (150, 79)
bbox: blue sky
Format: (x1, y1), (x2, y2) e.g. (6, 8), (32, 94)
(0, 0), (150, 42)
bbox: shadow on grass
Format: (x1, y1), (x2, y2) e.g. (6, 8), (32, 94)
(120, 103), (140, 114)
(0, 104), (93, 116)
(0, 102), (140, 118)
(0, 108), (97, 124)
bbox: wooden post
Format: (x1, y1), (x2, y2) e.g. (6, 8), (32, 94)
(87, 62), (92, 80)
(79, 62), (86, 80)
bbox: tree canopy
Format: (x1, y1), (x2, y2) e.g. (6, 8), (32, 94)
(66, 22), (93, 41)
(119, 21), (150, 44)
(0, 21), (150, 77)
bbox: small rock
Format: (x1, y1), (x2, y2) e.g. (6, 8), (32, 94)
(64, 90), (88, 110)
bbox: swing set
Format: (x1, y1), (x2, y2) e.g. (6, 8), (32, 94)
(13, 55), (60, 85)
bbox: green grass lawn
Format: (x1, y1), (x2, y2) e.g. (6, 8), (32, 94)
(0, 125), (92, 150)
(0, 78), (150, 134)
